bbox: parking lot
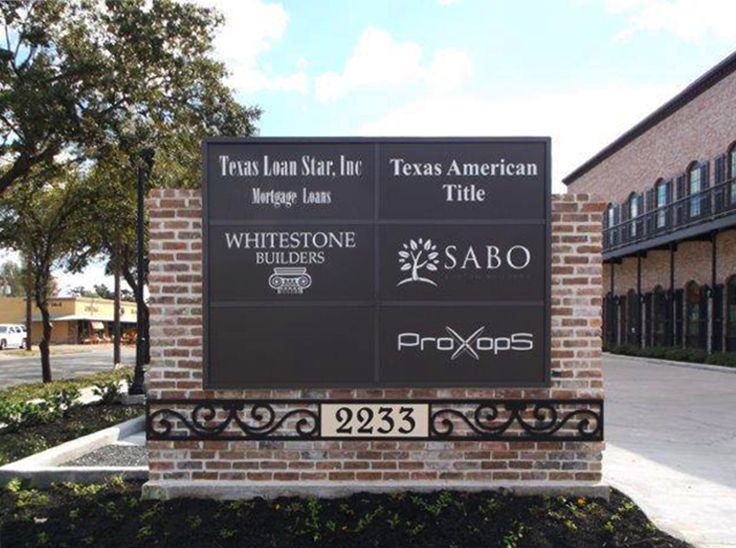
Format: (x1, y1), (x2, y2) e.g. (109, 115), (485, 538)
(0, 345), (135, 387)
(604, 354), (736, 546)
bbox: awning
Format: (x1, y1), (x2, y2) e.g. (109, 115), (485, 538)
(90, 321), (105, 331)
(26, 314), (135, 324)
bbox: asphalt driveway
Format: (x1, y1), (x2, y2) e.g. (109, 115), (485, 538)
(603, 353), (736, 547)
(0, 345), (134, 387)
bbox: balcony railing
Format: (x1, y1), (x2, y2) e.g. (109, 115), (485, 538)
(603, 177), (736, 252)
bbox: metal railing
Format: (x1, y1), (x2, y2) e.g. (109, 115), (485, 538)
(603, 177), (736, 251)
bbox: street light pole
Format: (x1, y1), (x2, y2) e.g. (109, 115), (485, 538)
(130, 148), (155, 395)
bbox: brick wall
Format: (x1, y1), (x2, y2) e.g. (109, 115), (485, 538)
(146, 189), (605, 489)
(567, 70), (736, 205)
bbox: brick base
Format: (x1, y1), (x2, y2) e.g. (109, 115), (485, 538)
(142, 479), (610, 501)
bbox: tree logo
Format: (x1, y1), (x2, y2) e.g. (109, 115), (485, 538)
(397, 238), (440, 287)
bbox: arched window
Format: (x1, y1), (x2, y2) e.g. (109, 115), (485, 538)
(628, 193), (639, 238)
(729, 143), (736, 205)
(727, 275), (736, 351)
(652, 286), (667, 347)
(685, 281), (705, 349)
(606, 204), (615, 246)
(655, 179), (668, 229)
(688, 162), (702, 217)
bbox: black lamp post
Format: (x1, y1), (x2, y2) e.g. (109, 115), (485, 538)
(130, 148), (155, 396)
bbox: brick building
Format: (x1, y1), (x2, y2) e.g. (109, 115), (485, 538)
(0, 296), (137, 344)
(563, 50), (736, 353)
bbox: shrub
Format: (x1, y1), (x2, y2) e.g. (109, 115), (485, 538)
(0, 367), (133, 405)
(0, 400), (26, 431)
(648, 346), (669, 359)
(685, 348), (708, 363)
(607, 344), (736, 367)
(93, 381), (122, 405)
(662, 348), (691, 362)
(0, 399), (62, 433)
(48, 387), (81, 417)
(607, 344), (639, 356)
(637, 346), (655, 358)
(705, 352), (736, 367)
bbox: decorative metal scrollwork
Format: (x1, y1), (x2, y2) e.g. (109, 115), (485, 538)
(147, 400), (319, 441)
(147, 399), (602, 442)
(429, 400), (602, 441)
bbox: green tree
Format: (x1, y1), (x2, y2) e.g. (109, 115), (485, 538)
(0, 0), (259, 194)
(85, 112), (258, 369)
(0, 171), (95, 381)
(0, 260), (25, 296)
(69, 284), (115, 299)
(3, 0), (260, 377)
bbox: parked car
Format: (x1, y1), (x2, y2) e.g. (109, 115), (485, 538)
(0, 324), (26, 350)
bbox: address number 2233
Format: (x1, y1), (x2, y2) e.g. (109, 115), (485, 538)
(320, 403), (429, 438)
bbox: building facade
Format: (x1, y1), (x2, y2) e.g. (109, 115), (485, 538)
(563, 51), (736, 353)
(0, 296), (137, 344)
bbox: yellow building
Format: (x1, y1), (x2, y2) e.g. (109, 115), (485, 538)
(0, 297), (137, 344)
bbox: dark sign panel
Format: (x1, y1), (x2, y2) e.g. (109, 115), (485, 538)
(378, 224), (545, 302)
(379, 141), (546, 220)
(208, 224), (373, 302)
(203, 138), (550, 388)
(379, 305), (545, 385)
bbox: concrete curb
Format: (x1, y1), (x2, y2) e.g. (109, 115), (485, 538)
(0, 415), (146, 487)
(603, 352), (736, 374)
(142, 480), (610, 501)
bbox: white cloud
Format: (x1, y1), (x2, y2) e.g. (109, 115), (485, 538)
(315, 28), (472, 102)
(437, 0), (462, 5)
(607, 0), (736, 42)
(191, 0), (307, 94)
(360, 82), (681, 191)
(426, 48), (473, 93)
(54, 259), (124, 297)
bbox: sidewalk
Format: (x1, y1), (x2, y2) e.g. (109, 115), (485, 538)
(603, 354), (736, 547)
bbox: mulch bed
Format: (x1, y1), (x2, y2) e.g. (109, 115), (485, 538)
(0, 404), (143, 466)
(0, 479), (690, 547)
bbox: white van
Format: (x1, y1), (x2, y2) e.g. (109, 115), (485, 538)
(0, 324), (26, 350)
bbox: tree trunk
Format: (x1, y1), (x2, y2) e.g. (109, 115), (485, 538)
(38, 303), (52, 383)
(33, 264), (54, 383)
(113, 264), (121, 365)
(25, 257), (32, 350)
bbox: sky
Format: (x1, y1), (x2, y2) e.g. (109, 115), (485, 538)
(3, 0), (736, 295)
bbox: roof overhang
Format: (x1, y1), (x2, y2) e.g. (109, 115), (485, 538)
(28, 314), (136, 323)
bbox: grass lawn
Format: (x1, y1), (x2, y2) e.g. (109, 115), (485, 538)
(0, 479), (689, 547)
